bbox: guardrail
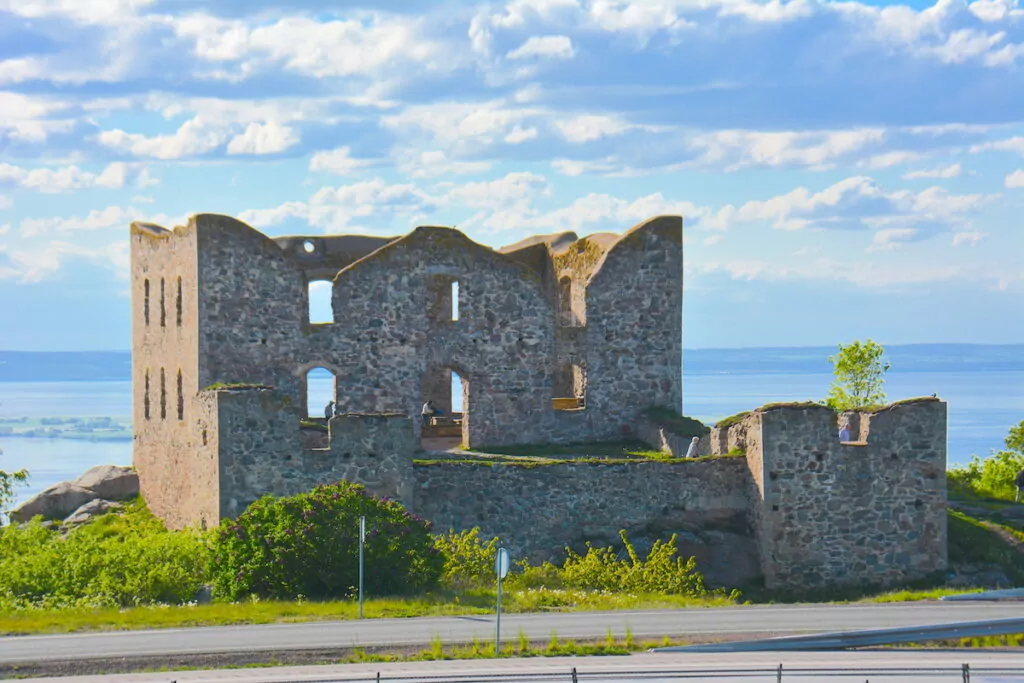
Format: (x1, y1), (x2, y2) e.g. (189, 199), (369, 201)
(651, 617), (1024, 652)
(281, 664), (1024, 683)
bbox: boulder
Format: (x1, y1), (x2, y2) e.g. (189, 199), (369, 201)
(63, 499), (122, 527)
(11, 482), (95, 524)
(73, 465), (139, 501)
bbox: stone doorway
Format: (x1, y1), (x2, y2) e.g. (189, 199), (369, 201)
(420, 365), (469, 449)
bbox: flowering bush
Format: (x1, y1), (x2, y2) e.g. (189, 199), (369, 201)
(212, 481), (443, 601)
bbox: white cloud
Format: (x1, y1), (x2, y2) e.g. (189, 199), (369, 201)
(0, 0), (155, 25)
(868, 227), (919, 251)
(697, 257), (965, 288)
(239, 202), (310, 229)
(903, 163), (963, 179)
(971, 136), (1024, 156)
(0, 195), (10, 210)
(226, 121), (299, 155)
(0, 161), (147, 192)
(505, 125), (539, 143)
(550, 157), (623, 176)
(952, 230), (989, 246)
(506, 35), (575, 60)
(554, 115), (632, 143)
(443, 172), (549, 211)
(1005, 169), (1024, 188)
(20, 205), (146, 237)
(309, 146), (374, 175)
(857, 151), (925, 169)
(713, 176), (996, 232)
(98, 117), (229, 159)
(396, 150), (494, 179)
(687, 129), (886, 171)
(307, 178), (437, 232)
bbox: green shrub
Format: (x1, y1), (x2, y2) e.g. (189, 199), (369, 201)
(0, 500), (211, 610)
(212, 482), (443, 601)
(434, 528), (498, 590)
(948, 420), (1024, 501)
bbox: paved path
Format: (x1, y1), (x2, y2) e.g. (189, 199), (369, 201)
(1, 602), (1022, 664)
(14, 650), (1024, 683)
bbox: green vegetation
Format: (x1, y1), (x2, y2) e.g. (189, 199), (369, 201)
(948, 419), (1024, 501)
(298, 419), (328, 432)
(641, 407), (709, 439)
(826, 339), (890, 411)
(713, 411), (750, 429)
(472, 440), (669, 460)
(0, 459), (28, 524)
(0, 500), (208, 611)
(213, 481), (443, 601)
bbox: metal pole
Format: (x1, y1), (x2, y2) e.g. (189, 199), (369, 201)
(358, 515), (365, 619)
(495, 563), (503, 653)
(776, 663), (783, 683)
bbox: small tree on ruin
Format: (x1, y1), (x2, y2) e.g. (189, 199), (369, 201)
(826, 339), (890, 411)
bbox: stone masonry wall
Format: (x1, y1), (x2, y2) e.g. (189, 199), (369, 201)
(414, 457), (753, 569)
(214, 388), (415, 523)
(750, 399), (947, 589)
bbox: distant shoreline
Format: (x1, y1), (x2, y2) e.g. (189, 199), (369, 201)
(3, 344), (1023, 382)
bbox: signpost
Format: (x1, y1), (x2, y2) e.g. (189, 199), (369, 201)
(495, 547), (510, 652)
(358, 515), (366, 619)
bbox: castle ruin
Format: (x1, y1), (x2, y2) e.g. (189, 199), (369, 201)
(130, 213), (947, 590)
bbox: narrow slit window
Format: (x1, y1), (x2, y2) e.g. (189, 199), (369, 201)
(176, 370), (184, 420)
(160, 278), (166, 328)
(159, 368), (166, 419)
(144, 370), (151, 420)
(176, 277), (182, 327)
(451, 280), (459, 321)
(143, 279), (150, 326)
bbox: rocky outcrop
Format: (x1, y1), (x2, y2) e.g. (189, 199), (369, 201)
(11, 465), (138, 524)
(63, 499), (123, 527)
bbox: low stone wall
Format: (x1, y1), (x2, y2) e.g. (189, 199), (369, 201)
(413, 456), (760, 586)
(634, 417), (711, 457)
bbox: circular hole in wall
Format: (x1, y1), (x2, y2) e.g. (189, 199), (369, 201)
(302, 240), (316, 254)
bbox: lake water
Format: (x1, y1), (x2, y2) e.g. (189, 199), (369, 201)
(1, 370), (1022, 504)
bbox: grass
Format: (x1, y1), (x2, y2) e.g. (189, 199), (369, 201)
(472, 440), (671, 460)
(641, 407), (709, 439)
(0, 589), (738, 636)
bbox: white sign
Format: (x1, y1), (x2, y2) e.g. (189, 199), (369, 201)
(495, 547), (510, 579)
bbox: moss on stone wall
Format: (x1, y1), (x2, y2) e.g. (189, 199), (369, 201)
(714, 411), (751, 429)
(202, 382), (274, 391)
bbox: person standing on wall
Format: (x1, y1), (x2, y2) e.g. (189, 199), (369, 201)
(325, 400), (335, 420)
(1015, 467), (1024, 503)
(421, 400), (435, 428)
(685, 436), (700, 458)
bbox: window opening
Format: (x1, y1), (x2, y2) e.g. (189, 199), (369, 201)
(176, 370), (184, 420)
(420, 366), (468, 448)
(303, 240), (316, 254)
(144, 370), (150, 420)
(553, 362), (586, 410)
(558, 276), (573, 326)
(143, 279), (150, 326)
(451, 281), (460, 321)
(159, 368), (166, 420)
(305, 366), (337, 419)
(160, 278), (166, 328)
(308, 279), (333, 324)
(176, 277), (182, 327)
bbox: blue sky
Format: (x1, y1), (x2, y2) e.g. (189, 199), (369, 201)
(0, 0), (1022, 351)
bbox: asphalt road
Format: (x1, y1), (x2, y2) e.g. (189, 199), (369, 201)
(14, 650), (1024, 683)
(2, 601), (1023, 665)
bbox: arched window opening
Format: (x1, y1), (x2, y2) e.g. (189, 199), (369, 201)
(160, 278), (166, 328)
(305, 366), (337, 419)
(176, 277), (183, 327)
(553, 361), (586, 411)
(144, 370), (151, 420)
(159, 368), (167, 419)
(176, 369), (184, 420)
(143, 279), (150, 326)
(308, 279), (334, 324)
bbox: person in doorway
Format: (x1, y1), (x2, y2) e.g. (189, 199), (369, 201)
(685, 436), (700, 459)
(421, 400), (435, 428)
(838, 422), (852, 442)
(324, 400), (335, 420)
(1015, 467), (1024, 503)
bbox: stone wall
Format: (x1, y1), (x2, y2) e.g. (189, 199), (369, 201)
(635, 416), (711, 458)
(728, 399), (947, 589)
(413, 457), (759, 586)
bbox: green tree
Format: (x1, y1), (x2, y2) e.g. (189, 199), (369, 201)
(0, 448), (29, 525)
(948, 419), (1024, 501)
(826, 339), (890, 411)
(1005, 419), (1024, 454)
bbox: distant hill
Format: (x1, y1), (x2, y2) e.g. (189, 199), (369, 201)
(1, 344), (1021, 382)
